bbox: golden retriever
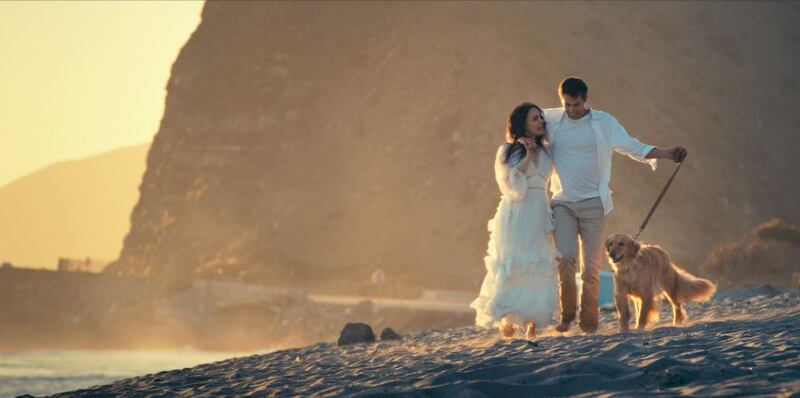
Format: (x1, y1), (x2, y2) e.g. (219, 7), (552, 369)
(605, 233), (716, 331)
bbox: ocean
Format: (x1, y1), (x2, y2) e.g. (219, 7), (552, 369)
(0, 349), (259, 397)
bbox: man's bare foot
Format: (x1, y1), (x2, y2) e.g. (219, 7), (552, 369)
(525, 321), (536, 340)
(579, 323), (598, 334)
(555, 322), (571, 333)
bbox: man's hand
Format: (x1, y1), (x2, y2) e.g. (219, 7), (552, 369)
(647, 146), (687, 162)
(667, 146), (688, 162)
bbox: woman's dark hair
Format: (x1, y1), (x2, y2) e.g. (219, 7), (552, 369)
(559, 77), (588, 100)
(504, 102), (545, 163)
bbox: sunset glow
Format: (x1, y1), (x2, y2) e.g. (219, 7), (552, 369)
(0, 1), (203, 188)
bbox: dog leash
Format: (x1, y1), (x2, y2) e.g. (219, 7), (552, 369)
(633, 157), (685, 240)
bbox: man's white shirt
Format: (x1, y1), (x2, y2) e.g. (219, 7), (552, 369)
(551, 111), (602, 202)
(544, 107), (657, 215)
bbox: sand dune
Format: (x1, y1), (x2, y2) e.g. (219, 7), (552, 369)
(45, 286), (799, 397)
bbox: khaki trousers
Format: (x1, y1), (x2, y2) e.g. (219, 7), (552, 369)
(552, 197), (605, 333)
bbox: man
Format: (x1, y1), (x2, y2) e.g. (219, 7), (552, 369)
(544, 77), (686, 334)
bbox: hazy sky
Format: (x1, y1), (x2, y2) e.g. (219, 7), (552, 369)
(0, 1), (203, 188)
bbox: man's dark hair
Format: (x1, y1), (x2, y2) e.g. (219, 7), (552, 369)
(559, 77), (588, 100)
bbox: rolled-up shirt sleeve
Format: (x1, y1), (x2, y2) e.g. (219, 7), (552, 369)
(611, 118), (657, 170)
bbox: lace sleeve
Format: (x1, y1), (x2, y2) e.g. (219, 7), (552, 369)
(494, 145), (527, 201)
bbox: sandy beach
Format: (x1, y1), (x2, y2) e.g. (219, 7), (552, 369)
(4, 1), (800, 397)
(39, 286), (799, 397)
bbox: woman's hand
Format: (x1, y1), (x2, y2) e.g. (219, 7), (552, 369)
(515, 137), (538, 173)
(519, 137), (539, 157)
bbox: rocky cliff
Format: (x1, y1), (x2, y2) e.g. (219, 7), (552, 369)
(108, 2), (800, 289)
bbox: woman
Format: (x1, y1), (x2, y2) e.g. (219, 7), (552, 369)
(470, 102), (559, 340)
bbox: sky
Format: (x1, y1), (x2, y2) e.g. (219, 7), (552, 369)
(0, 0), (204, 188)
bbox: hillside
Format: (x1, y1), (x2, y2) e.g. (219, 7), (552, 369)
(0, 144), (149, 268)
(108, 2), (800, 289)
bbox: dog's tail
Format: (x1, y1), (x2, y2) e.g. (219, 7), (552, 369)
(674, 265), (717, 302)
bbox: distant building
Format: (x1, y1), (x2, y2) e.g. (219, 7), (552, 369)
(1, 262), (13, 269)
(57, 257), (110, 273)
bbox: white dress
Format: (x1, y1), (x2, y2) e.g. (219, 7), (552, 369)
(470, 144), (559, 330)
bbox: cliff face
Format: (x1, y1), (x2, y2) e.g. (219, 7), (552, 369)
(108, 2), (800, 288)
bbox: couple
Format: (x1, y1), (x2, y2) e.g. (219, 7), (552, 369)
(470, 77), (687, 339)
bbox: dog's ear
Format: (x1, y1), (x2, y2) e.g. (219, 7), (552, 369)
(631, 239), (641, 256)
(604, 237), (612, 252)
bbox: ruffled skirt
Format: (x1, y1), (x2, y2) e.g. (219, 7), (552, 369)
(470, 188), (559, 329)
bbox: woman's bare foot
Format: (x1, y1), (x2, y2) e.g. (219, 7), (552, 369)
(525, 321), (536, 340)
(499, 317), (516, 338)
